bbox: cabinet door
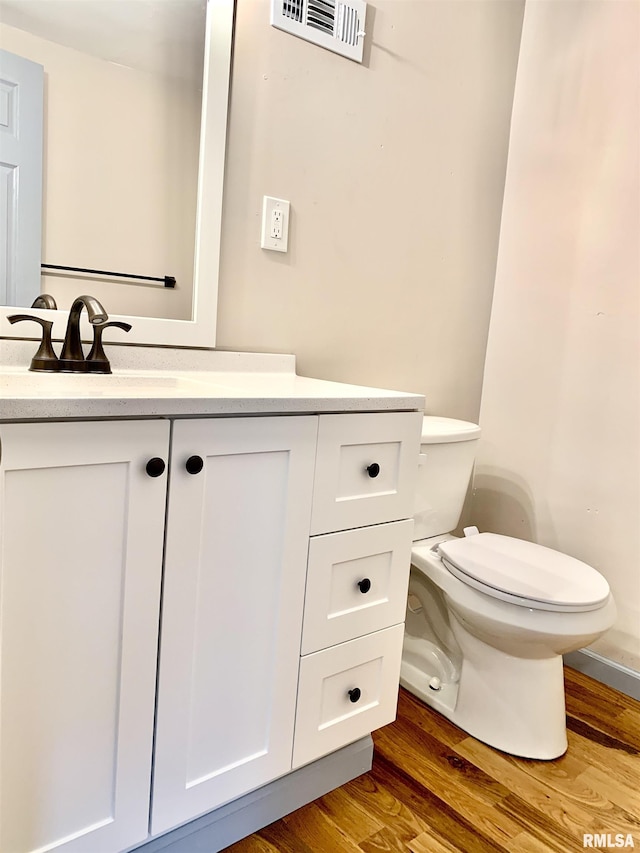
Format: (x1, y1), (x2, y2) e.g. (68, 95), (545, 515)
(0, 420), (169, 853)
(152, 416), (317, 835)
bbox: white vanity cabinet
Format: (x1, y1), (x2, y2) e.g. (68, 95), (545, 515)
(0, 406), (421, 853)
(0, 420), (170, 853)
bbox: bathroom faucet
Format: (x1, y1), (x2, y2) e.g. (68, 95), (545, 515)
(59, 295), (108, 372)
(9, 294), (130, 373)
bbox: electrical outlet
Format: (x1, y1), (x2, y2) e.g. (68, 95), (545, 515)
(261, 196), (289, 252)
(271, 209), (283, 239)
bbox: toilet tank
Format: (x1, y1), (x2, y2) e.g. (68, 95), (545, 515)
(414, 416), (481, 541)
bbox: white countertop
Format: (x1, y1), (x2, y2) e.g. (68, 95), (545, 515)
(0, 339), (425, 421)
(0, 344), (424, 420)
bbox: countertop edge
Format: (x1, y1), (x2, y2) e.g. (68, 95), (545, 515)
(0, 394), (425, 421)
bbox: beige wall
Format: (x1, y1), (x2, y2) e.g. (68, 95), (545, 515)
(217, 0), (525, 421)
(1, 23), (200, 320)
(472, 1), (640, 669)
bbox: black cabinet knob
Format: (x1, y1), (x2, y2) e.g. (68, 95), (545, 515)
(348, 688), (361, 703)
(366, 463), (380, 478)
(186, 455), (204, 475)
(146, 457), (166, 478)
(357, 578), (372, 594)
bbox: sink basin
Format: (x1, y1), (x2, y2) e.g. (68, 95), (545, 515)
(0, 369), (212, 397)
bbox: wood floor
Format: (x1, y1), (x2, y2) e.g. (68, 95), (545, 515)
(226, 667), (640, 852)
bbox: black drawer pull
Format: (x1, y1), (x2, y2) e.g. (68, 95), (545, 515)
(357, 578), (371, 594)
(348, 688), (361, 703)
(145, 457), (166, 478)
(366, 463), (380, 478)
(186, 455), (204, 475)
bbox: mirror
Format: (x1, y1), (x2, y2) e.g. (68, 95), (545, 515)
(0, 0), (233, 348)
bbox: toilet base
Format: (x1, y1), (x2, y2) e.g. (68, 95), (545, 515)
(401, 627), (568, 760)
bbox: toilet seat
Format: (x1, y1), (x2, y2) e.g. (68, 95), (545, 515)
(437, 533), (610, 613)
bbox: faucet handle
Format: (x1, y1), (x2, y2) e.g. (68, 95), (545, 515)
(31, 294), (58, 310)
(86, 321), (132, 374)
(7, 314), (61, 372)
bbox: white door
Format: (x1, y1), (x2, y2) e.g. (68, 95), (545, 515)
(0, 49), (43, 306)
(0, 420), (169, 853)
(152, 416), (317, 835)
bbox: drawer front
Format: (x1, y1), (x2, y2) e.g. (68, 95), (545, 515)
(292, 624), (404, 769)
(310, 412), (422, 534)
(302, 520), (413, 655)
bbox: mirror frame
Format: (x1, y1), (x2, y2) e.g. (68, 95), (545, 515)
(0, 0), (234, 349)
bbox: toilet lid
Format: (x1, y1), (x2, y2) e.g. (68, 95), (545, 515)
(437, 533), (610, 611)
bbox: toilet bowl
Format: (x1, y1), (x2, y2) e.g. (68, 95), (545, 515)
(401, 418), (616, 760)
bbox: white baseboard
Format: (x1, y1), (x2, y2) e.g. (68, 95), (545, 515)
(564, 649), (640, 701)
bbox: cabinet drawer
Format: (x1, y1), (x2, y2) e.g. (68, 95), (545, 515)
(310, 412), (422, 534)
(302, 520), (413, 655)
(292, 624), (404, 769)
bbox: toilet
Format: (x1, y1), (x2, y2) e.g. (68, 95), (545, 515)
(401, 416), (616, 760)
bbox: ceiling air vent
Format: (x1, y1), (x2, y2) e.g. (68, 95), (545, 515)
(271, 0), (367, 63)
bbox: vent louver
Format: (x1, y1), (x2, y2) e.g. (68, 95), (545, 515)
(283, 0), (303, 22)
(271, 0), (366, 63)
(307, 0), (335, 35)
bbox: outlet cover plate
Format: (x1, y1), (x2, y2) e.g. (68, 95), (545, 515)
(261, 196), (290, 252)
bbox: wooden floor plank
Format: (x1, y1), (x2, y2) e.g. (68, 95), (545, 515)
(339, 772), (430, 844)
(579, 764), (640, 815)
(504, 831), (564, 853)
(564, 666), (640, 715)
(374, 714), (513, 805)
(368, 752), (511, 853)
(253, 819), (317, 853)
(565, 725), (640, 789)
(226, 669), (640, 852)
(407, 830), (460, 853)
(454, 736), (598, 835)
(373, 719), (521, 844)
(502, 749), (591, 791)
(618, 707), (640, 747)
(564, 668), (633, 718)
(360, 825), (423, 852)
(225, 836), (278, 853)
(314, 784), (385, 844)
(280, 801), (363, 852)
(565, 696), (640, 751)
(494, 794), (588, 853)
